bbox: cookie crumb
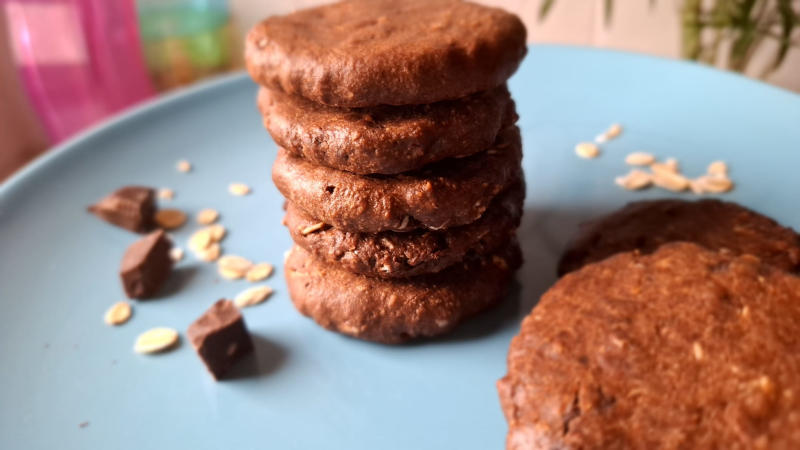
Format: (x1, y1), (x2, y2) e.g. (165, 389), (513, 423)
(176, 160), (192, 173)
(228, 183), (251, 196)
(154, 209), (187, 230)
(575, 142), (600, 159)
(134, 327), (179, 354)
(104, 302), (132, 326)
(78, 421), (89, 429)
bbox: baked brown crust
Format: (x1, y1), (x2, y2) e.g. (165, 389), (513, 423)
(258, 85), (516, 175)
(284, 181), (524, 278)
(245, 0), (527, 107)
(272, 126), (522, 233)
(499, 243), (800, 449)
(558, 199), (800, 276)
(285, 241), (522, 344)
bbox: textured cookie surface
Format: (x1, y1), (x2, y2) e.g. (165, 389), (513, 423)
(258, 85), (516, 174)
(285, 242), (522, 344)
(558, 199), (800, 275)
(245, 0), (527, 107)
(273, 126), (522, 233)
(284, 181), (524, 278)
(499, 243), (800, 449)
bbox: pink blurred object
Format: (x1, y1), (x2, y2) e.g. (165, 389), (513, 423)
(3, 0), (154, 143)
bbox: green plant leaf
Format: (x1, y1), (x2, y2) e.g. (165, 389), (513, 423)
(538, 0), (556, 21)
(768, 0), (797, 73)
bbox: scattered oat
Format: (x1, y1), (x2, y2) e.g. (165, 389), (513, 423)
(246, 263), (274, 282)
(693, 342), (704, 361)
(169, 247), (184, 262)
(695, 175), (734, 194)
(196, 208), (219, 225)
(615, 169), (652, 190)
(300, 222), (326, 235)
(492, 255), (508, 270)
(228, 183), (251, 196)
(707, 160), (728, 176)
(625, 152), (655, 166)
(398, 216), (410, 229)
(176, 160), (192, 173)
(218, 255), (254, 280)
(134, 327), (179, 354)
(575, 142), (600, 159)
(158, 188), (174, 200)
(650, 161), (679, 177)
(155, 209), (187, 230)
(653, 170), (690, 192)
(594, 123), (623, 143)
(104, 302), (132, 326)
(234, 285), (273, 308)
(208, 224), (226, 242)
(198, 243), (221, 262)
(188, 228), (213, 252)
(435, 319), (450, 328)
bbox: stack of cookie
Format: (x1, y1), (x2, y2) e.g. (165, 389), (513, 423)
(245, 0), (527, 343)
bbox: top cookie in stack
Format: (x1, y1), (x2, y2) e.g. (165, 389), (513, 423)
(246, 0), (527, 343)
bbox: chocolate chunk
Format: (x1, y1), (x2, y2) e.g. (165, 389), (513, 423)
(187, 300), (254, 380)
(88, 186), (156, 233)
(119, 230), (173, 299)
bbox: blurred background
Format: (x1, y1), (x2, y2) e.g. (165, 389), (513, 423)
(1, 0), (798, 180)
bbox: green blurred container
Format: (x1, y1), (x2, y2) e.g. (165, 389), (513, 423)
(136, 0), (239, 90)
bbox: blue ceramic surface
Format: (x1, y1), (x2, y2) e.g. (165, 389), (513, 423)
(1, 46), (799, 449)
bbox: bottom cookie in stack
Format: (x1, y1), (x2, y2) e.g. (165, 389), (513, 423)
(285, 240), (522, 344)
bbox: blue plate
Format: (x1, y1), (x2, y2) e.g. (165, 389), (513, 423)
(1, 46), (799, 449)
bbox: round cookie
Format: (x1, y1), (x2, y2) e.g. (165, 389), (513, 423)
(558, 199), (800, 276)
(245, 0), (527, 107)
(285, 241), (522, 344)
(258, 85), (516, 174)
(284, 181), (524, 278)
(273, 126), (523, 233)
(499, 242), (800, 449)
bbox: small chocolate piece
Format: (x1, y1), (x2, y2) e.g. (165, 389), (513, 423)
(119, 230), (173, 299)
(187, 299), (254, 380)
(88, 186), (156, 233)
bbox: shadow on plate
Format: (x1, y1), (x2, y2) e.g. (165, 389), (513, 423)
(225, 333), (288, 380)
(398, 204), (612, 346)
(152, 265), (200, 299)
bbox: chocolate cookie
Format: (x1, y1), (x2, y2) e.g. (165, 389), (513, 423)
(558, 199), (800, 276)
(258, 85), (516, 174)
(273, 126), (522, 233)
(285, 241), (522, 344)
(284, 181), (524, 278)
(245, 0), (527, 107)
(499, 243), (800, 449)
